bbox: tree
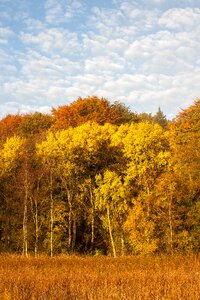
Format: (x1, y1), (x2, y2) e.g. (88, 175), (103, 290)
(153, 107), (168, 128)
(36, 122), (120, 254)
(0, 114), (23, 141)
(110, 101), (138, 125)
(167, 99), (200, 252)
(0, 98), (199, 256)
(95, 170), (128, 256)
(137, 112), (154, 123)
(19, 112), (54, 137)
(52, 96), (137, 130)
(122, 122), (170, 254)
(70, 122), (119, 253)
(36, 132), (60, 256)
(0, 136), (23, 177)
(0, 136), (24, 253)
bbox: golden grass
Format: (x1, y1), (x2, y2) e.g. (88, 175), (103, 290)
(0, 254), (199, 300)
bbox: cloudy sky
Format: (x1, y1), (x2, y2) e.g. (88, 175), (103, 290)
(0, 0), (199, 119)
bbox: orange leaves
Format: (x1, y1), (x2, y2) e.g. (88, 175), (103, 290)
(172, 99), (200, 137)
(0, 114), (23, 141)
(52, 96), (110, 130)
(0, 112), (54, 140)
(52, 96), (136, 130)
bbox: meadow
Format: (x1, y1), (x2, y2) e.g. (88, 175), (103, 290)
(0, 254), (199, 300)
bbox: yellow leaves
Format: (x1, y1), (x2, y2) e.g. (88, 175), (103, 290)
(36, 122), (118, 178)
(0, 135), (24, 176)
(124, 122), (165, 155)
(124, 201), (158, 255)
(36, 132), (60, 171)
(120, 122), (170, 186)
(72, 122), (116, 153)
(95, 170), (127, 212)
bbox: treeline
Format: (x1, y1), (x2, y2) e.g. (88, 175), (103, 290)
(0, 97), (199, 256)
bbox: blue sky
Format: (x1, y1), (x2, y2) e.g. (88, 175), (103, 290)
(0, 0), (199, 119)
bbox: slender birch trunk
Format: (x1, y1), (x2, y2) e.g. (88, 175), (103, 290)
(168, 184), (173, 254)
(72, 217), (76, 252)
(30, 196), (39, 258)
(107, 205), (116, 257)
(23, 167), (28, 257)
(50, 170), (54, 257)
(89, 184), (95, 253)
(67, 189), (72, 252)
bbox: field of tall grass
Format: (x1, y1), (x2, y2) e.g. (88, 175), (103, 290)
(0, 254), (199, 299)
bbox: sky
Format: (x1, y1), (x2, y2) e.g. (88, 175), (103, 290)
(0, 0), (200, 119)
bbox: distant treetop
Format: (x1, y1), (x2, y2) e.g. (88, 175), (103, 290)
(52, 96), (138, 130)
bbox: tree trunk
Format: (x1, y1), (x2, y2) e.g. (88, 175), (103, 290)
(67, 189), (72, 253)
(89, 184), (95, 253)
(22, 168), (28, 257)
(34, 197), (39, 258)
(107, 205), (116, 257)
(72, 217), (76, 252)
(168, 186), (173, 254)
(30, 196), (39, 258)
(5, 199), (11, 251)
(121, 230), (125, 256)
(50, 171), (54, 257)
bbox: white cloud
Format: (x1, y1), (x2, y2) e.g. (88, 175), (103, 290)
(72, 69), (200, 118)
(45, 0), (84, 24)
(23, 18), (45, 32)
(0, 26), (14, 44)
(0, 49), (18, 80)
(0, 27), (14, 37)
(84, 56), (125, 74)
(125, 28), (200, 75)
(0, 1), (200, 119)
(0, 102), (51, 118)
(148, 0), (165, 3)
(159, 7), (200, 30)
(20, 28), (80, 56)
(20, 51), (80, 78)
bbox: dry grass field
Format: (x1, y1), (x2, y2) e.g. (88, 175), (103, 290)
(0, 254), (199, 300)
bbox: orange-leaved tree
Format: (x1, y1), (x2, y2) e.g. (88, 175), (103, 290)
(0, 114), (23, 141)
(52, 96), (137, 130)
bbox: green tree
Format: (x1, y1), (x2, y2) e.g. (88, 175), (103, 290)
(153, 107), (168, 128)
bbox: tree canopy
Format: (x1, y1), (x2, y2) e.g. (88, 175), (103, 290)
(0, 97), (199, 256)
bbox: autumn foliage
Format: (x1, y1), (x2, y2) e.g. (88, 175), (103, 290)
(52, 96), (138, 129)
(0, 97), (199, 256)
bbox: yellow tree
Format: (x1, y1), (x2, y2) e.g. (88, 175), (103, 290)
(0, 136), (24, 253)
(36, 131), (61, 256)
(58, 122), (118, 253)
(167, 99), (200, 252)
(71, 122), (119, 253)
(37, 122), (119, 254)
(122, 122), (170, 254)
(0, 136), (23, 177)
(95, 170), (128, 256)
